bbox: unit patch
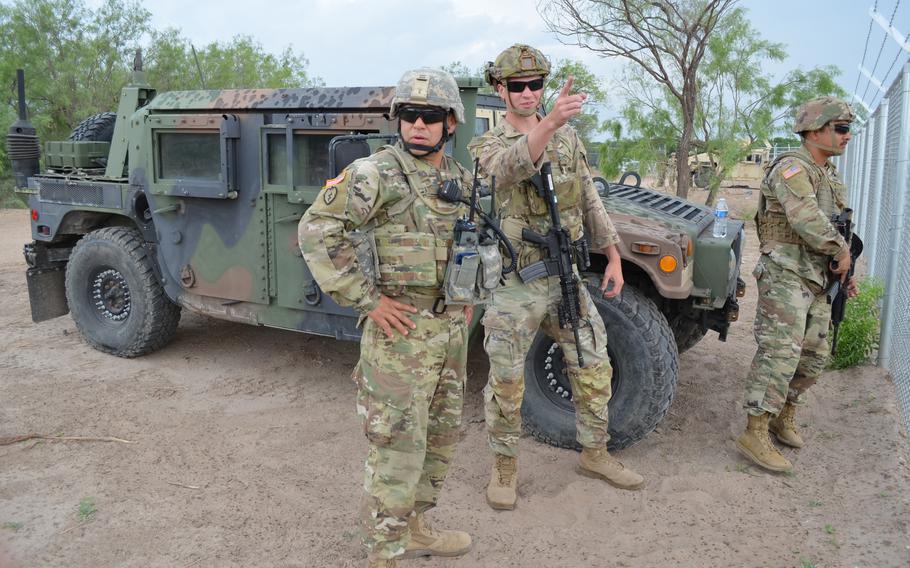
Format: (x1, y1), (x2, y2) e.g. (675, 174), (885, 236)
(323, 186), (338, 205)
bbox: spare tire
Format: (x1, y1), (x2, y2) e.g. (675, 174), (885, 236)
(69, 112), (117, 143)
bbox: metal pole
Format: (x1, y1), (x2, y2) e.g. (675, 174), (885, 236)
(858, 120), (875, 234)
(879, 63), (910, 369)
(867, 100), (890, 277)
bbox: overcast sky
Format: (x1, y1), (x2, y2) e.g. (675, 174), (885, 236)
(92, 0), (909, 115)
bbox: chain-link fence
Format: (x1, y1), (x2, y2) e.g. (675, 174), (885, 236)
(840, 60), (910, 433)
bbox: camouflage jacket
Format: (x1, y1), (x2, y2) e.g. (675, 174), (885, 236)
(467, 118), (619, 269)
(298, 142), (472, 314)
(756, 145), (850, 288)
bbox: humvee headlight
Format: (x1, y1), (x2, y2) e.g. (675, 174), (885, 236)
(659, 255), (678, 273)
(631, 242), (660, 255)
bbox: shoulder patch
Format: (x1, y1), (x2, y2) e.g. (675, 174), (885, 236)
(323, 186), (338, 205)
(781, 163), (802, 180)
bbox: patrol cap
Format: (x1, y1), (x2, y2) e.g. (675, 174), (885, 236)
(793, 96), (855, 134)
(390, 68), (465, 124)
(484, 44), (551, 85)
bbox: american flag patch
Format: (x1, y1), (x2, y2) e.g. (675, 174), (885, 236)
(781, 163), (802, 179)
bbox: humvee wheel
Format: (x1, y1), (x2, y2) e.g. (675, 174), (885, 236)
(668, 313), (708, 354)
(522, 281), (678, 451)
(65, 227), (181, 357)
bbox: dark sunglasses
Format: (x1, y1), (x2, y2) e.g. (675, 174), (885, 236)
(397, 106), (448, 124)
(833, 123), (851, 135)
(505, 78), (545, 93)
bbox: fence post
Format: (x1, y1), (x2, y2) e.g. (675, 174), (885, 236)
(879, 63), (910, 369)
(867, 100), (890, 277)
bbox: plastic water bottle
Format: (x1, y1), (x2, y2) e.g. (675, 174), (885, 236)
(712, 197), (728, 238)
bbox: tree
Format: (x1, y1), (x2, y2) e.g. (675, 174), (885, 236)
(539, 0), (736, 198)
(542, 58), (607, 148)
(146, 32), (321, 91)
(594, 5), (844, 203)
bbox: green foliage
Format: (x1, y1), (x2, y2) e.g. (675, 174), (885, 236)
(828, 277), (885, 369)
(2, 521), (23, 531)
(542, 59), (607, 147)
(77, 496), (97, 521)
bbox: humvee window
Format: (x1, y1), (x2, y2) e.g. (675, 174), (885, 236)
(157, 132), (220, 180)
(267, 132), (334, 187)
(475, 117), (489, 135)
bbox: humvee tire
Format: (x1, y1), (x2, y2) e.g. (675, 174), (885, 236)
(65, 227), (181, 358)
(522, 281), (678, 451)
(668, 313), (709, 354)
(68, 112), (117, 142)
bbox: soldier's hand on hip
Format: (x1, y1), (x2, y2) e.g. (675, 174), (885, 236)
(368, 295), (418, 338)
(548, 76), (587, 128)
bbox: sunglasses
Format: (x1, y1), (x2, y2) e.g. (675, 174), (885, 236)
(833, 123), (851, 135)
(397, 106), (448, 125)
(505, 78), (545, 93)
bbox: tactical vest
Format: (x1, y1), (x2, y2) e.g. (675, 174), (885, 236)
(498, 128), (586, 267)
(756, 150), (844, 246)
(369, 145), (465, 295)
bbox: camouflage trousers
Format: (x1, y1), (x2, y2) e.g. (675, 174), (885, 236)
(744, 256), (832, 416)
(354, 303), (468, 560)
(482, 273), (612, 457)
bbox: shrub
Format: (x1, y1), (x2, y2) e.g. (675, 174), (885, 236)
(828, 277), (885, 369)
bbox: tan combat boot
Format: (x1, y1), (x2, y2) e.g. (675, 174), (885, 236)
(365, 558), (395, 568)
(402, 512), (472, 558)
(486, 454), (518, 510)
(769, 402), (805, 448)
(735, 412), (793, 472)
(577, 447), (645, 490)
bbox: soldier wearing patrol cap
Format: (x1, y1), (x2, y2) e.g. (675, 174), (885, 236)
(299, 68), (474, 567)
(735, 96), (859, 473)
(469, 43), (644, 511)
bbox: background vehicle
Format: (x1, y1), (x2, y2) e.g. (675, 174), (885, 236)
(10, 62), (745, 451)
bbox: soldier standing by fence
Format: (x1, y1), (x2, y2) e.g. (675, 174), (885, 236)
(299, 68), (475, 568)
(736, 96), (859, 473)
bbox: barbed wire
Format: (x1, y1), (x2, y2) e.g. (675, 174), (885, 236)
(868, 0), (906, 109)
(853, 0), (877, 100)
(859, 0), (902, 104)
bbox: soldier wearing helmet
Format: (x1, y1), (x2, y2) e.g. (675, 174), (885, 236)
(735, 96), (858, 473)
(299, 68), (474, 567)
(469, 44), (643, 511)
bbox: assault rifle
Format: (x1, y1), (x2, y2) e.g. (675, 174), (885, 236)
(518, 162), (590, 367)
(826, 208), (864, 356)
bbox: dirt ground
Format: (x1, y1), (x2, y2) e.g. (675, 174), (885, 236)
(1, 189), (909, 568)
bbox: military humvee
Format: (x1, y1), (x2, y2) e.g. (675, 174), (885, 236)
(10, 63), (746, 451)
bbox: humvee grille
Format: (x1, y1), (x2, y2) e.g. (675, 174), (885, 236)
(38, 180), (104, 207)
(609, 185), (709, 222)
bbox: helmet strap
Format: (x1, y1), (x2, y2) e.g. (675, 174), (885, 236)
(804, 128), (843, 156)
(399, 122), (450, 157)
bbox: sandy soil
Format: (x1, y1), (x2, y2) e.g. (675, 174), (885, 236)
(1, 192), (909, 568)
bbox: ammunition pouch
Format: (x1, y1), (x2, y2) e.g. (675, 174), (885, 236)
(756, 210), (806, 246)
(375, 230), (448, 287)
(443, 237), (502, 305)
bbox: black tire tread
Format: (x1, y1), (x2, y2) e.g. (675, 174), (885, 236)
(66, 227), (180, 357)
(68, 112), (117, 142)
(522, 283), (678, 451)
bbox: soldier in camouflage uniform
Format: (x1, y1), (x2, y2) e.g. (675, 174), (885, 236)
(298, 68), (474, 567)
(469, 44), (644, 511)
(735, 96), (858, 473)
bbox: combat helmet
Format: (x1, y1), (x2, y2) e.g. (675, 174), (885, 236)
(390, 68), (465, 124)
(792, 96), (855, 133)
(484, 44), (551, 85)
